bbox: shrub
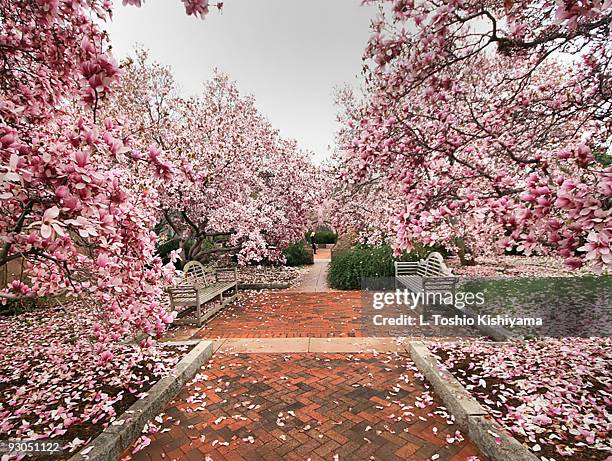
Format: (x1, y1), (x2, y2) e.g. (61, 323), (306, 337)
(156, 238), (180, 265)
(326, 243), (451, 290)
(283, 242), (313, 266)
(306, 230), (338, 245)
(328, 245), (410, 290)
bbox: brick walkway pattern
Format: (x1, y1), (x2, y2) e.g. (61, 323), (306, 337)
(196, 292), (364, 339)
(123, 353), (483, 461)
(194, 291), (481, 340)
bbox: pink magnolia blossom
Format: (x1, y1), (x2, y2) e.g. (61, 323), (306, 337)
(102, 53), (321, 265)
(0, 0), (224, 347)
(332, 0), (611, 270)
(577, 230), (611, 266)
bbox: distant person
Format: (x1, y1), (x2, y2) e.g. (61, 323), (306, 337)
(310, 231), (317, 255)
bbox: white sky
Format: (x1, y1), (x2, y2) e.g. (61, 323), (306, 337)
(105, 0), (378, 163)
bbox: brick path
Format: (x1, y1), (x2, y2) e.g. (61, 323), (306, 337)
(122, 353), (484, 461)
(287, 249), (332, 293)
(196, 292), (364, 339)
(194, 291), (480, 340)
(125, 259), (487, 460)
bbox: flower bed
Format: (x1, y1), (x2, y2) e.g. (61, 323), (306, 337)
(429, 339), (612, 460)
(448, 255), (600, 278)
(0, 300), (192, 458)
(237, 265), (303, 287)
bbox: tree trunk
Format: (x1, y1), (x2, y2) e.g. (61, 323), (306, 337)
(456, 238), (477, 266)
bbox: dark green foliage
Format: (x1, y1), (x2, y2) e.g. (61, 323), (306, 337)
(593, 147), (611, 167)
(306, 230), (338, 245)
(315, 230), (338, 244)
(283, 242), (313, 266)
(156, 238), (180, 265)
(328, 245), (401, 290)
(327, 243), (449, 290)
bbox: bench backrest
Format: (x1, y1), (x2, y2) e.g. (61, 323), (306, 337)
(422, 252), (452, 276)
(183, 260), (216, 286)
(395, 261), (417, 276)
(395, 252), (453, 277)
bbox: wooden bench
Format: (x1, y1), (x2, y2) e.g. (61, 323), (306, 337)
(168, 261), (238, 326)
(394, 252), (457, 302)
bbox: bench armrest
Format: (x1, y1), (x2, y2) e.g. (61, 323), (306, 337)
(168, 273), (209, 290)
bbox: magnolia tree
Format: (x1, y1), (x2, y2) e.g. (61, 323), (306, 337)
(340, 0), (611, 269)
(327, 88), (406, 247)
(102, 53), (320, 265)
(0, 1), (222, 341)
(327, 169), (404, 247)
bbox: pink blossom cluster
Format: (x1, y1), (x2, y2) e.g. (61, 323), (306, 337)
(1, 112), (177, 340)
(335, 0), (611, 269)
(102, 54), (321, 265)
(1, 0), (321, 356)
(0, 0), (226, 348)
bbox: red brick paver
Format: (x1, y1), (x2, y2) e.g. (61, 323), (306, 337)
(122, 353), (484, 461)
(194, 291), (480, 340)
(196, 292), (365, 339)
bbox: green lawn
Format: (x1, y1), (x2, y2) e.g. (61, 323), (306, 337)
(458, 275), (611, 337)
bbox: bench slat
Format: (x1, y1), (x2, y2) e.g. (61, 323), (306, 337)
(395, 252), (457, 302)
(168, 261), (238, 325)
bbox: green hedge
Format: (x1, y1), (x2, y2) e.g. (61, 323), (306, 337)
(307, 230), (338, 245)
(328, 245), (404, 290)
(283, 242), (313, 266)
(327, 244), (446, 290)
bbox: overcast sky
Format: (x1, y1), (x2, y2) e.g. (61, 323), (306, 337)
(106, 0), (378, 162)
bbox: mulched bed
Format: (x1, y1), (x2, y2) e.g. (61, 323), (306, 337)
(0, 300), (193, 459)
(448, 255), (600, 278)
(237, 265), (304, 287)
(429, 339), (612, 460)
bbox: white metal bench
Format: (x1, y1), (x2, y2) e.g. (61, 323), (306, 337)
(394, 252), (457, 299)
(168, 261), (238, 325)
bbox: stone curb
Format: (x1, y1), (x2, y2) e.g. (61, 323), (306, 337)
(70, 340), (214, 461)
(238, 282), (291, 290)
(409, 341), (538, 461)
(213, 337), (409, 353)
(468, 415), (539, 461)
(409, 341), (488, 430)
